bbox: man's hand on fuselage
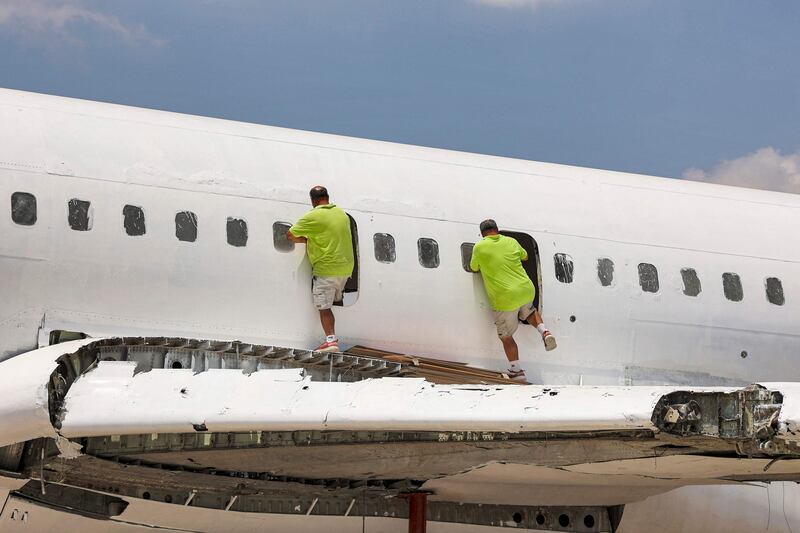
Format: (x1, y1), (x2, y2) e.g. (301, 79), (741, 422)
(286, 230), (307, 244)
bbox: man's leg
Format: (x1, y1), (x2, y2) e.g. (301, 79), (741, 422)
(525, 309), (557, 351)
(500, 335), (525, 378)
(319, 309), (335, 337)
(500, 335), (519, 363)
(526, 310), (543, 327)
(312, 277), (341, 352)
(495, 311), (525, 378)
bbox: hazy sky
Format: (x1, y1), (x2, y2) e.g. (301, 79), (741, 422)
(1, 0), (798, 192)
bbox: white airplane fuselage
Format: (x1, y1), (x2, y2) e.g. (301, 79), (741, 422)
(1, 88), (800, 533)
(0, 88), (798, 387)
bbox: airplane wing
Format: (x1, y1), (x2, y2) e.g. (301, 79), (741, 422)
(2, 338), (800, 532)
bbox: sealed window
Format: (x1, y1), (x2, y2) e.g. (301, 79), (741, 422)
(638, 263), (659, 293)
(461, 242), (475, 272)
(227, 217), (248, 247)
(175, 211), (198, 242)
(417, 238), (439, 268)
(123, 205), (146, 236)
(373, 233), (396, 263)
(273, 222), (294, 252)
(765, 277), (784, 306)
(554, 253), (574, 283)
(11, 192), (37, 226)
(597, 258), (614, 287)
(681, 268), (701, 297)
(722, 272), (743, 302)
(68, 199), (91, 231)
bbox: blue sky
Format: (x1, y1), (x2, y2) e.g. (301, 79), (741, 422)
(1, 0), (798, 192)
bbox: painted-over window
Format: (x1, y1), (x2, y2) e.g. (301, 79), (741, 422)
(417, 238), (439, 268)
(460, 242), (475, 273)
(638, 263), (659, 293)
(175, 211), (198, 242)
(11, 192), (37, 226)
(554, 253), (574, 283)
(68, 199), (92, 231)
(681, 268), (701, 297)
(722, 272), (743, 302)
(273, 222), (294, 252)
(123, 205), (146, 236)
(597, 258), (614, 287)
(765, 277), (784, 306)
(226, 217), (248, 247)
(373, 233), (396, 263)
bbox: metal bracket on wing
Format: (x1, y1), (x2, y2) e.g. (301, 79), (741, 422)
(652, 384), (799, 456)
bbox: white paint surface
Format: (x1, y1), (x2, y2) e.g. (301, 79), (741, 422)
(60, 360), (710, 437)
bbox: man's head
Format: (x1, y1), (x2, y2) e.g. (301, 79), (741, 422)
(309, 185), (330, 207)
(479, 219), (499, 237)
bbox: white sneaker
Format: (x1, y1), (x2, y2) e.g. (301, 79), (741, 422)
(542, 331), (557, 351)
(507, 368), (526, 380)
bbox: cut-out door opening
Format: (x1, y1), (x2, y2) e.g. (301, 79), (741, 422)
(499, 230), (542, 319)
(335, 213), (359, 307)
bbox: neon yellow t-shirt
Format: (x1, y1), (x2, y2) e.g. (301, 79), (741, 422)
(470, 234), (535, 312)
(290, 204), (354, 277)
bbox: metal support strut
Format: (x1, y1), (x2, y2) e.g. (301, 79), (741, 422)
(407, 492), (427, 533)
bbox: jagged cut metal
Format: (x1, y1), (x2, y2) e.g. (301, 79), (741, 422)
(652, 384), (794, 455)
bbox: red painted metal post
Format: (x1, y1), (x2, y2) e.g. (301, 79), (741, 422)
(408, 492), (427, 533)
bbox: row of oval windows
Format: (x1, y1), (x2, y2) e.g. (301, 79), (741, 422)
(9, 192), (787, 306)
(552, 254), (785, 306)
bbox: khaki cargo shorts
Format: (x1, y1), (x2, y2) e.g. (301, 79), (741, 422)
(493, 301), (536, 338)
(312, 276), (349, 310)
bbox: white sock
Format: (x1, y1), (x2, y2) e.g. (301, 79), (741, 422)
(326, 335), (338, 343)
(510, 361), (521, 371)
(536, 324), (548, 335)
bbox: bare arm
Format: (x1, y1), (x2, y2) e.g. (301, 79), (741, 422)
(286, 230), (307, 244)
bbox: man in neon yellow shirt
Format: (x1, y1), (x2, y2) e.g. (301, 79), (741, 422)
(470, 219), (556, 380)
(287, 186), (354, 352)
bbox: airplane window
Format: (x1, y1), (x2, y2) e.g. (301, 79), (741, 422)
(123, 205), (146, 236)
(681, 268), (701, 297)
(722, 272), (743, 302)
(175, 211), (198, 242)
(417, 238), (440, 268)
(765, 277), (785, 306)
(460, 242), (475, 273)
(273, 222), (294, 252)
(227, 217), (248, 247)
(554, 253), (574, 283)
(597, 258), (614, 287)
(638, 263), (659, 293)
(373, 233), (396, 263)
(68, 199), (92, 231)
(11, 192), (37, 226)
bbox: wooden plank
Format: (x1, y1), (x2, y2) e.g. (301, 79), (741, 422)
(343, 345), (525, 385)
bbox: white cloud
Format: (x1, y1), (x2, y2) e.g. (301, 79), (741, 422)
(683, 147), (800, 194)
(0, 0), (162, 46)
